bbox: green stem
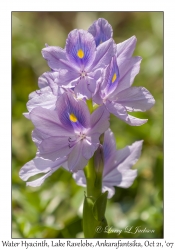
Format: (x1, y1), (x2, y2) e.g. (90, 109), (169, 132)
(84, 98), (102, 199)
(82, 99), (108, 238)
(84, 156), (101, 199)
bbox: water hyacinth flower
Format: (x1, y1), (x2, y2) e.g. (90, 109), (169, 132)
(73, 129), (143, 198)
(93, 54), (155, 126)
(42, 29), (114, 99)
(19, 17), (156, 239)
(26, 92), (109, 172)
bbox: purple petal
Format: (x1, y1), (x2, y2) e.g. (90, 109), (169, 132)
(19, 157), (51, 181)
(30, 107), (73, 137)
(90, 38), (115, 71)
(110, 56), (142, 98)
(32, 129), (50, 147)
(89, 105), (110, 135)
(38, 74), (49, 88)
(87, 69), (103, 98)
(87, 77), (96, 94)
(103, 140), (143, 187)
(26, 170), (57, 187)
(102, 56), (120, 96)
(42, 46), (75, 71)
(116, 140), (143, 171)
(103, 170), (137, 190)
(102, 186), (115, 199)
(23, 112), (30, 119)
(73, 76), (97, 100)
(106, 101), (148, 126)
(88, 68), (103, 83)
(28, 86), (50, 100)
(72, 167), (116, 199)
(82, 135), (99, 159)
(68, 142), (88, 172)
(37, 136), (72, 161)
(103, 129), (118, 176)
(66, 29), (96, 71)
(26, 88), (57, 112)
(56, 92), (91, 131)
(115, 87), (155, 112)
(55, 68), (80, 88)
(39, 72), (61, 95)
(88, 18), (113, 47)
(127, 115), (148, 126)
(73, 170), (86, 187)
(92, 72), (104, 104)
(74, 78), (92, 99)
(92, 88), (103, 105)
(116, 36), (137, 59)
(19, 156), (67, 187)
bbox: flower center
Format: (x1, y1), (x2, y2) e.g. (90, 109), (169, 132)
(80, 71), (87, 79)
(103, 98), (107, 104)
(68, 132), (86, 148)
(79, 132), (86, 140)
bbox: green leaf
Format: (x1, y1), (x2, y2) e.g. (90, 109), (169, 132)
(83, 194), (108, 238)
(93, 217), (108, 238)
(93, 191), (108, 221)
(83, 195), (98, 238)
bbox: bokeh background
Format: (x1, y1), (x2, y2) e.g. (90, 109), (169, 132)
(12, 12), (163, 238)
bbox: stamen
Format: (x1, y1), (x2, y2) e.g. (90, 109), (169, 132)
(68, 133), (86, 148)
(68, 136), (81, 148)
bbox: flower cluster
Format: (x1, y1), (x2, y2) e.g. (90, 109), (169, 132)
(19, 18), (155, 198)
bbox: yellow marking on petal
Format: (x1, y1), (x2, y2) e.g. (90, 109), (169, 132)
(69, 113), (78, 122)
(77, 49), (84, 59)
(112, 73), (117, 83)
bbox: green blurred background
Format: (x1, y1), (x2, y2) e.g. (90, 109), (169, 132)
(12, 12), (163, 238)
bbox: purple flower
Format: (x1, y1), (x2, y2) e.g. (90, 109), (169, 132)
(73, 129), (143, 198)
(93, 53), (155, 126)
(88, 18), (113, 47)
(23, 72), (65, 119)
(42, 29), (114, 99)
(28, 92), (109, 172)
